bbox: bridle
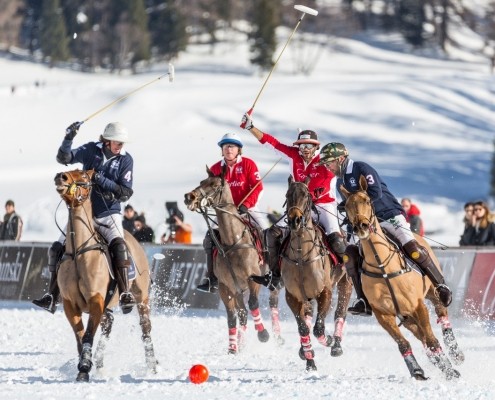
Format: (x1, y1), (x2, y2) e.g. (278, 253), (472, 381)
(58, 170), (93, 208)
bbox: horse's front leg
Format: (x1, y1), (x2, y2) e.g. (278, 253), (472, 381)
(269, 287), (285, 345)
(313, 286), (334, 348)
(76, 295), (105, 382)
(426, 287), (464, 365)
(286, 290), (316, 371)
(62, 299), (85, 355)
(331, 274), (353, 356)
(219, 285), (239, 355)
(137, 299), (159, 373)
(94, 308), (114, 370)
(247, 280), (269, 343)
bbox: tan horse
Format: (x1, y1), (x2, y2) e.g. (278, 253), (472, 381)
(281, 176), (352, 371)
(184, 167), (277, 353)
(55, 169), (158, 382)
(341, 175), (462, 380)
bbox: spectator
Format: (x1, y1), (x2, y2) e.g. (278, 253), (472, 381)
(401, 198), (424, 236)
(459, 201), (495, 246)
(161, 210), (193, 244)
(123, 204), (137, 234)
(0, 200), (23, 241)
(462, 202), (474, 228)
(133, 214), (155, 243)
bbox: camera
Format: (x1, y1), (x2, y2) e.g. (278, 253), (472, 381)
(165, 201), (180, 236)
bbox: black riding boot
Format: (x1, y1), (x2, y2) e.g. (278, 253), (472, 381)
(345, 244), (372, 316)
(110, 237), (136, 314)
(32, 241), (64, 314)
(403, 240), (452, 307)
(197, 230), (219, 293)
(251, 225), (283, 291)
(326, 231), (347, 264)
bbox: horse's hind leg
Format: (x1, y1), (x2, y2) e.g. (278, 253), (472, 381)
(137, 300), (159, 373)
(269, 288), (284, 345)
(426, 288), (464, 365)
(331, 275), (353, 357)
(247, 281), (269, 343)
(374, 312), (428, 380)
(220, 286), (240, 354)
(94, 308), (114, 370)
(313, 287), (334, 348)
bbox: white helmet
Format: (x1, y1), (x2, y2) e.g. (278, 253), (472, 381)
(218, 132), (243, 148)
(102, 122), (129, 143)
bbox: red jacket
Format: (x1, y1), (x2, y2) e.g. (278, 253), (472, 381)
(210, 156), (263, 209)
(405, 204), (424, 236)
(259, 133), (336, 204)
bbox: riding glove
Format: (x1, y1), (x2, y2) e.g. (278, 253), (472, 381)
(238, 204), (249, 215)
(241, 113), (254, 130)
(65, 121), (81, 141)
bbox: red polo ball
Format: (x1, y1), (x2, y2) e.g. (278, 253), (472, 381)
(189, 364), (209, 384)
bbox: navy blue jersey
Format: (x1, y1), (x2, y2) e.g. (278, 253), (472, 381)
(58, 139), (133, 217)
(337, 159), (404, 221)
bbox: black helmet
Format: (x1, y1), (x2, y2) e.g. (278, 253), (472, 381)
(318, 142), (349, 165)
(293, 130), (320, 146)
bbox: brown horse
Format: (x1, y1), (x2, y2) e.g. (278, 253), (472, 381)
(184, 167), (278, 353)
(55, 169), (158, 382)
(341, 175), (462, 380)
(281, 176), (352, 371)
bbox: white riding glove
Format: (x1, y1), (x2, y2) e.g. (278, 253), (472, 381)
(241, 112), (254, 130)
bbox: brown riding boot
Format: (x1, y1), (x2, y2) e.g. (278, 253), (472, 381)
(197, 230), (218, 293)
(32, 241), (64, 314)
(403, 240), (452, 307)
(344, 244), (372, 316)
(110, 238), (136, 314)
(251, 225), (283, 291)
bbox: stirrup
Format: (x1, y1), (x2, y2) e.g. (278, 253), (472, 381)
(196, 277), (218, 293)
(119, 292), (136, 314)
(250, 273), (281, 291)
(348, 298), (372, 317)
(435, 284), (452, 307)
(32, 294), (57, 314)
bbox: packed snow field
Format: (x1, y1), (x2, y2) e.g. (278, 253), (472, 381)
(1, 301), (495, 399)
(1, 28), (495, 399)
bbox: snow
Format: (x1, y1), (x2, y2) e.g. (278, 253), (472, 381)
(1, 29), (495, 398)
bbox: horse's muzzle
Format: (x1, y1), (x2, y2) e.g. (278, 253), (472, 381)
(184, 192), (197, 211)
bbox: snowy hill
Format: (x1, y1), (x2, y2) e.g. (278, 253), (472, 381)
(1, 33), (494, 246)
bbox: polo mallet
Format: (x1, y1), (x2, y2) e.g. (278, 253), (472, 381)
(238, 157), (282, 206)
(240, 4), (318, 128)
(68, 63), (175, 133)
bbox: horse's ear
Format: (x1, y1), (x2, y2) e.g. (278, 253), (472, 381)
(221, 164), (227, 185)
(87, 169), (95, 180)
(304, 176), (311, 186)
(206, 165), (214, 177)
(359, 175), (368, 191)
(340, 184), (350, 199)
(288, 175), (294, 186)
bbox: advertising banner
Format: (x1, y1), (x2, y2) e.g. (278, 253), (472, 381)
(463, 251), (495, 320)
(0, 244), (35, 300)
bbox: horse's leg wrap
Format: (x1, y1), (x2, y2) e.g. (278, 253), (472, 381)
(228, 327), (238, 354)
(300, 335), (314, 360)
(270, 307), (281, 336)
(250, 308), (265, 332)
(402, 350), (427, 380)
(334, 317), (345, 340)
(403, 240), (452, 307)
(110, 237), (135, 312)
(437, 316), (465, 365)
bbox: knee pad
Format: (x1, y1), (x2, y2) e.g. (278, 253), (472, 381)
(344, 244), (361, 273)
(48, 241), (65, 272)
(203, 229), (218, 252)
(109, 237), (128, 262)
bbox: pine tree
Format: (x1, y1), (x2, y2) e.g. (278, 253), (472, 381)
(249, 0), (280, 71)
(398, 0), (426, 47)
(40, 0), (70, 67)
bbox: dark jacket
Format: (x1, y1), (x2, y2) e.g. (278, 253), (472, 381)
(460, 223), (495, 246)
(123, 216), (137, 234)
(134, 226), (155, 243)
(0, 212), (22, 240)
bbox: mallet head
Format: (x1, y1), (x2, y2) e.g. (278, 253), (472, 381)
(294, 4), (318, 16)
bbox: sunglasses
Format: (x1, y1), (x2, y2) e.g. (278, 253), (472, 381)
(299, 143), (315, 150)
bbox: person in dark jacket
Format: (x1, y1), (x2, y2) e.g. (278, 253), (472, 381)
(133, 214), (155, 243)
(401, 198), (424, 236)
(123, 204), (137, 235)
(33, 121), (136, 314)
(0, 199), (23, 241)
(318, 142), (452, 316)
(460, 201), (495, 246)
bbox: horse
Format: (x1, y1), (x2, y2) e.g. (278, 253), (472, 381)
(340, 175), (463, 380)
(281, 176), (352, 371)
(184, 166), (280, 353)
(54, 169), (158, 382)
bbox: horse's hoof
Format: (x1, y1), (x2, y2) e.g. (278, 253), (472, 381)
(275, 335), (285, 346)
(306, 359), (317, 372)
(227, 347), (237, 355)
(331, 337), (343, 357)
(445, 368), (461, 380)
(298, 346), (306, 361)
(76, 372), (89, 382)
(412, 372), (429, 381)
(258, 329), (270, 343)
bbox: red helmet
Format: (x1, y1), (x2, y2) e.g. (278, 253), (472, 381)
(293, 130), (320, 146)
